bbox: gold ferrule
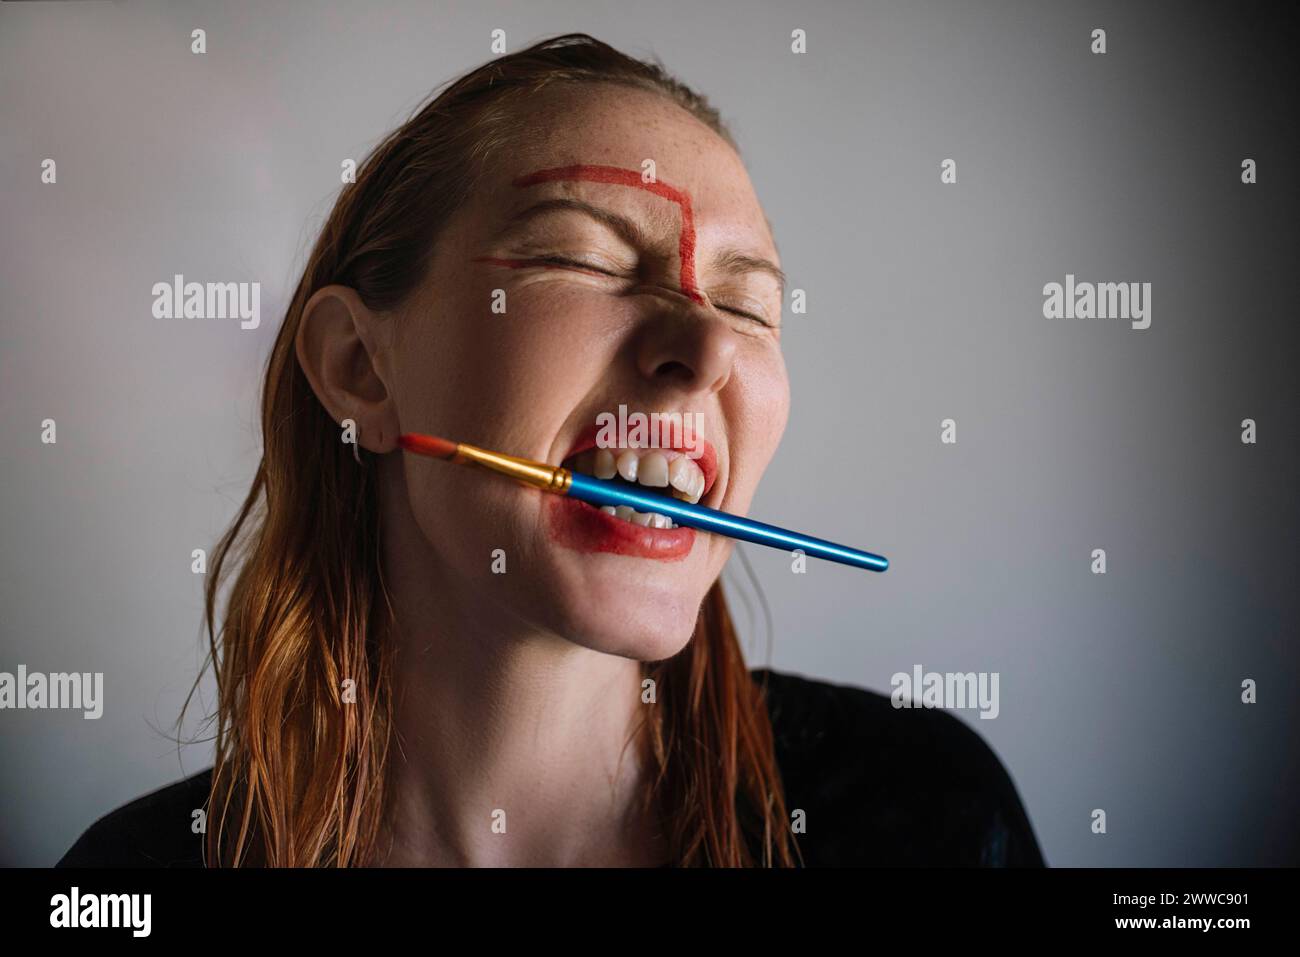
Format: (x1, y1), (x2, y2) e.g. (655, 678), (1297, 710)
(454, 444), (572, 494)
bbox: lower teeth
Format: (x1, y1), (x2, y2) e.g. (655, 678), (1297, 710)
(599, 505), (677, 529)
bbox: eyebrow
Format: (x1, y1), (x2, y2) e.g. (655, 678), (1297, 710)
(708, 248), (787, 294)
(501, 197), (787, 293)
(502, 197), (649, 249)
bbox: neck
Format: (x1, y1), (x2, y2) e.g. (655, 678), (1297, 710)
(367, 471), (668, 867)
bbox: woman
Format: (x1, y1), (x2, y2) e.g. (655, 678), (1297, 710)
(58, 33), (1043, 868)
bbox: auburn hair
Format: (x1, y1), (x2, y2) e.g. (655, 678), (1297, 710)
(186, 32), (799, 867)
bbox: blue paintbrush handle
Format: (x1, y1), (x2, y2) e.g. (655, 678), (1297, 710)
(566, 472), (889, 572)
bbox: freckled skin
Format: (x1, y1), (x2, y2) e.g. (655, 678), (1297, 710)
(288, 82), (791, 865)
(495, 164), (706, 303)
(382, 84), (790, 660)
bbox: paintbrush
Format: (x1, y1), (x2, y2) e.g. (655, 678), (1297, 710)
(397, 432), (889, 573)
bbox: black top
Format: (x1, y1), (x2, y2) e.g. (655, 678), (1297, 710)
(56, 668), (1045, 867)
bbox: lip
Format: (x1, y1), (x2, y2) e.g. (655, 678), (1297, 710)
(545, 495), (697, 561)
(544, 417), (721, 561)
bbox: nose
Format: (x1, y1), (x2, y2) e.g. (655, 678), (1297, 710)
(633, 302), (740, 399)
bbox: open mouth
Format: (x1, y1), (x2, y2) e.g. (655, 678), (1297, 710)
(544, 422), (720, 562)
(560, 446), (711, 528)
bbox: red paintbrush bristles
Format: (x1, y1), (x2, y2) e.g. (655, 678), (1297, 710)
(398, 432), (459, 459)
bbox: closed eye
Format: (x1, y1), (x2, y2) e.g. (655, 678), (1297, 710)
(533, 254), (625, 277)
(717, 304), (773, 327)
(536, 255), (775, 327)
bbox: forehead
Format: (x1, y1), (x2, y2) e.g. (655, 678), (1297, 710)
(477, 84), (776, 256)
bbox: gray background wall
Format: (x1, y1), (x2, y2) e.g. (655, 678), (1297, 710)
(2, 0), (1296, 866)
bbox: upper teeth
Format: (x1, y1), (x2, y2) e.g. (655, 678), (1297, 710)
(570, 447), (707, 505)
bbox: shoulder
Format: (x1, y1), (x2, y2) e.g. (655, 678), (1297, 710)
(749, 667), (1046, 867)
(56, 768), (212, 867)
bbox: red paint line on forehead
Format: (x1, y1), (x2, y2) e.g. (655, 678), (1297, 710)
(510, 164), (704, 304)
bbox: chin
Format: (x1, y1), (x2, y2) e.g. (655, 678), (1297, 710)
(571, 622), (698, 663)
(548, 573), (705, 662)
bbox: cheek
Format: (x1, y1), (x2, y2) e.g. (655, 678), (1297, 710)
(724, 349), (790, 506)
(767, 356), (792, 440)
(483, 279), (633, 395)
(387, 275), (640, 573)
(741, 347), (790, 447)
(392, 276), (626, 450)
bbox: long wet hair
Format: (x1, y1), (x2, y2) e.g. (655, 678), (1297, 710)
(187, 32), (799, 867)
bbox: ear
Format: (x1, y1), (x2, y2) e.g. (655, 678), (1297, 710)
(295, 285), (400, 454)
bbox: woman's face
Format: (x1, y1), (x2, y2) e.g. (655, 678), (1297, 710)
(387, 83), (789, 660)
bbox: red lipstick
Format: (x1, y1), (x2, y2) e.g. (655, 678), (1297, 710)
(544, 421), (719, 561)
